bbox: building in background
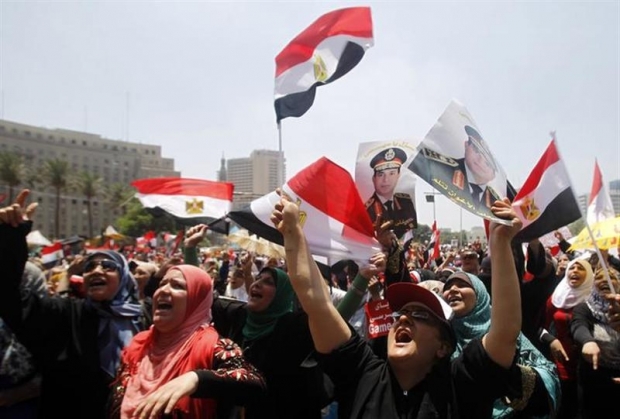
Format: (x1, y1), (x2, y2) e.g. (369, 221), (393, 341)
(577, 193), (589, 218)
(0, 119), (179, 240)
(222, 149), (285, 209)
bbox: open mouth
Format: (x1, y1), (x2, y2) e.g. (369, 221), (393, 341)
(395, 328), (413, 343)
(89, 278), (107, 288)
(447, 295), (462, 306)
(155, 299), (173, 311)
(249, 290), (262, 299)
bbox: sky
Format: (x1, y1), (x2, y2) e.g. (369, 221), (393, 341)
(1, 1), (618, 231)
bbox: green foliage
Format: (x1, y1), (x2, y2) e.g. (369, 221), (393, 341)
(43, 158), (70, 239)
(568, 217), (586, 237)
(116, 198), (176, 237)
(410, 224), (432, 243)
(71, 172), (104, 239)
(105, 183), (135, 216)
(0, 151), (24, 202)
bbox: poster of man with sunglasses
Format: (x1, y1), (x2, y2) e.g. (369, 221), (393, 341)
(408, 100), (515, 225)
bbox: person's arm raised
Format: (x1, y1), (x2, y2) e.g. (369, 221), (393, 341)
(482, 199), (523, 368)
(270, 191), (351, 353)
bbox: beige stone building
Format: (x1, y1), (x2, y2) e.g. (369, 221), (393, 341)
(220, 149), (285, 210)
(0, 119), (179, 240)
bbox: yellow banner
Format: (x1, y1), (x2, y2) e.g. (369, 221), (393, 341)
(569, 217), (620, 250)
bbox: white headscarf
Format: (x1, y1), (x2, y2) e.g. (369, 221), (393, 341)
(551, 259), (594, 309)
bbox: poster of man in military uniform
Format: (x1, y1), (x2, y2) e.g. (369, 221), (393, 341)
(355, 141), (418, 239)
(408, 100), (514, 225)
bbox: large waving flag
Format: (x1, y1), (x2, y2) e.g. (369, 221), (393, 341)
(512, 139), (581, 242)
(274, 7), (374, 122)
(131, 178), (233, 231)
(586, 160), (615, 225)
(227, 157), (380, 263)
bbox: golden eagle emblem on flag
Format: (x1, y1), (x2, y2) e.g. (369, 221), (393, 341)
(313, 54), (328, 82)
(296, 198), (308, 227)
(519, 197), (540, 221)
(186, 198), (204, 215)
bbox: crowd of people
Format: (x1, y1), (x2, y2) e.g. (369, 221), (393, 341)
(1, 187), (619, 418)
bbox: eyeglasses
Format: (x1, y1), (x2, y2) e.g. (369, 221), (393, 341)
(391, 309), (434, 323)
(84, 259), (120, 274)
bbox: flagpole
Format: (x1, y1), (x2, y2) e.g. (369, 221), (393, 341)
(277, 121), (284, 187)
(552, 131), (616, 293)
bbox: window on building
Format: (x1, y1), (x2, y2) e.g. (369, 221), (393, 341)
(83, 141), (87, 146)
(71, 139), (76, 144)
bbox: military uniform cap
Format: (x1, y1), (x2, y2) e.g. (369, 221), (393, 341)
(370, 147), (407, 172)
(464, 125), (497, 172)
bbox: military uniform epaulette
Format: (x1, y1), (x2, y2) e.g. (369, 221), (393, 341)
(365, 196), (377, 208)
(421, 148), (459, 167)
(394, 192), (411, 199)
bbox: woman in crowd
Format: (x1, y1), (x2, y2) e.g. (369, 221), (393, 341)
(140, 260), (330, 418)
(442, 270), (560, 418)
(224, 266), (249, 302)
(110, 265), (265, 419)
(539, 259), (593, 419)
(270, 193), (541, 418)
(175, 223), (386, 418)
(0, 189), (145, 419)
(133, 261), (159, 301)
(570, 267), (620, 419)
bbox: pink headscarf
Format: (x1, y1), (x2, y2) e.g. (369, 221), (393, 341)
(120, 265), (218, 419)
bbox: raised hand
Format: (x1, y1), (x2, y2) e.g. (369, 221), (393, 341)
(373, 214), (397, 250)
(184, 224), (208, 248)
(0, 189), (38, 227)
(270, 189), (300, 234)
(359, 252), (387, 280)
(488, 198), (522, 240)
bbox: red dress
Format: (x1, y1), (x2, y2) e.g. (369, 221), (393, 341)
(544, 298), (578, 381)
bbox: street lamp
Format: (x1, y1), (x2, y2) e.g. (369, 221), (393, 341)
(424, 191), (442, 221)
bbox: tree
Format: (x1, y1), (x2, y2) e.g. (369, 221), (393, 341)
(116, 198), (176, 238)
(410, 224), (432, 244)
(0, 151), (24, 202)
(72, 171), (103, 239)
(568, 217), (586, 237)
(105, 182), (135, 217)
(43, 159), (70, 239)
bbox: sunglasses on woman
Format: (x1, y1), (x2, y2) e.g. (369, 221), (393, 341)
(83, 259), (120, 274)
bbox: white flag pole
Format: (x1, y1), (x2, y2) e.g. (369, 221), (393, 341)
(552, 131), (615, 294)
(277, 121), (284, 187)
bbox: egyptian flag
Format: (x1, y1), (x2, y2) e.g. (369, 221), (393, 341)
(274, 7), (374, 122)
(426, 221), (441, 265)
(41, 242), (63, 266)
(512, 139), (581, 242)
(131, 177), (233, 233)
(227, 157), (380, 263)
(586, 160), (615, 225)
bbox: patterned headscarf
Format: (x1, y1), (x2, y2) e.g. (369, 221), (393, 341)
(551, 259), (594, 309)
(242, 268), (294, 342)
(84, 250), (143, 377)
(447, 272), (560, 418)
